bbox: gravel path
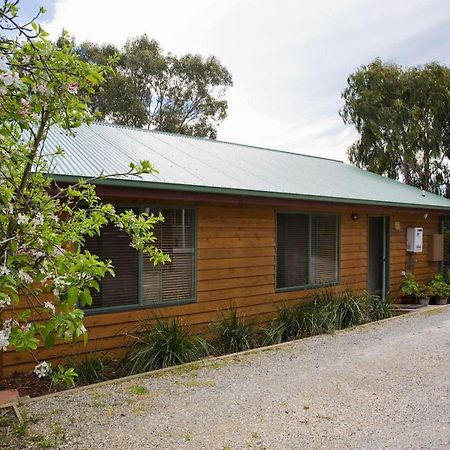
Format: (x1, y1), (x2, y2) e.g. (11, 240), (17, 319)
(23, 306), (450, 450)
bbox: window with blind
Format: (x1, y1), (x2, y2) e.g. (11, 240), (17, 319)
(84, 206), (196, 311)
(276, 213), (339, 290)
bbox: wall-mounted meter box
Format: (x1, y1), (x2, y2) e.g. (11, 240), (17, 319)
(406, 227), (423, 253)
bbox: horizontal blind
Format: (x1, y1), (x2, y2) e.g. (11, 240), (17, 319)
(311, 215), (338, 284)
(277, 213), (339, 289)
(276, 213), (309, 289)
(84, 219), (139, 309)
(142, 208), (195, 305)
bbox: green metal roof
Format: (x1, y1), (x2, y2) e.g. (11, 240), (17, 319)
(45, 122), (450, 210)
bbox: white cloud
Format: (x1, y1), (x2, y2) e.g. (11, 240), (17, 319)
(44, 0), (450, 161)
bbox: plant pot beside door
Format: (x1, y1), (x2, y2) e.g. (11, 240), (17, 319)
(428, 275), (450, 305)
(400, 273), (420, 304)
(417, 285), (431, 306)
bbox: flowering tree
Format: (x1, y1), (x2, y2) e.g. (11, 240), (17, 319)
(0, 1), (168, 385)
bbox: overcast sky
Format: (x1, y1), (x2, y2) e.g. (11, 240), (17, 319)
(22, 0), (450, 161)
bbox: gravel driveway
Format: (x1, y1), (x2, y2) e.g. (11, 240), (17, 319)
(22, 306), (450, 450)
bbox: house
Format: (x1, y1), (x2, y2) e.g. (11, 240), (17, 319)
(2, 122), (450, 377)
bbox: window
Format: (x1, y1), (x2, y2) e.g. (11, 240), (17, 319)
(276, 213), (339, 290)
(84, 206), (196, 311)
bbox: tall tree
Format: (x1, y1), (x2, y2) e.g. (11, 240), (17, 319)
(340, 59), (450, 195)
(77, 35), (233, 139)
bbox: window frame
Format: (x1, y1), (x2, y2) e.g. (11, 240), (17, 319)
(275, 211), (341, 292)
(84, 203), (197, 315)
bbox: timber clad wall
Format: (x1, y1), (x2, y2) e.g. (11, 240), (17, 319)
(0, 199), (441, 377)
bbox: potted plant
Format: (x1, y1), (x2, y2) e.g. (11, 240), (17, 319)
(400, 273), (420, 303)
(417, 284), (432, 306)
(428, 274), (450, 305)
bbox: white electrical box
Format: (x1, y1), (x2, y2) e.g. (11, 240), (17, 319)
(406, 227), (423, 252)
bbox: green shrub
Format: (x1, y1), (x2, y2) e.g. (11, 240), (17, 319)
(69, 353), (120, 385)
(212, 307), (259, 354)
(125, 318), (212, 374)
(400, 273), (420, 297)
(368, 294), (392, 321)
(263, 304), (303, 345)
(265, 290), (392, 345)
(428, 274), (450, 298)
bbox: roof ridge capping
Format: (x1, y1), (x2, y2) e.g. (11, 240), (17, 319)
(93, 121), (344, 164)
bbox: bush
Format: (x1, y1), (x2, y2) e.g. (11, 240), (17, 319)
(265, 290), (392, 345)
(428, 274), (450, 298)
(212, 307), (259, 354)
(124, 318), (212, 374)
(69, 353), (120, 385)
(264, 304), (303, 345)
(368, 294), (392, 321)
(400, 273), (420, 297)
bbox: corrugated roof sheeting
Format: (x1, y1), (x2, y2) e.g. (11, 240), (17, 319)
(44, 123), (450, 210)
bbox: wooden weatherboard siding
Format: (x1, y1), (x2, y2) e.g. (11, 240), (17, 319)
(0, 200), (442, 377)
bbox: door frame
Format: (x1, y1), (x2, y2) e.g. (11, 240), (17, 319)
(367, 215), (390, 299)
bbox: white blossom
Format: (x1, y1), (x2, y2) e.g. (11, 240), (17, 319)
(4, 203), (13, 215)
(0, 295), (11, 308)
(18, 269), (33, 284)
(0, 85), (6, 96)
(0, 265), (11, 276)
(0, 330), (10, 350)
(32, 82), (49, 95)
(0, 54), (8, 71)
(0, 319), (13, 350)
(34, 361), (50, 378)
(51, 247), (66, 257)
(0, 71), (20, 87)
(32, 250), (46, 259)
(21, 323), (32, 332)
(17, 213), (28, 225)
(32, 212), (44, 227)
(44, 301), (56, 314)
(19, 98), (30, 115)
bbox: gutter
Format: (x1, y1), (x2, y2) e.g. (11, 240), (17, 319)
(50, 174), (450, 212)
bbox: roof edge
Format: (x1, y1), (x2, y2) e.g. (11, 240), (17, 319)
(50, 174), (450, 211)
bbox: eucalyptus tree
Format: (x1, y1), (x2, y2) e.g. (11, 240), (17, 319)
(77, 35), (233, 139)
(341, 59), (450, 195)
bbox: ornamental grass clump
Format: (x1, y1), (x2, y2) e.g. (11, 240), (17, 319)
(212, 307), (259, 354)
(263, 303), (303, 345)
(125, 318), (212, 374)
(265, 290), (392, 345)
(69, 353), (121, 385)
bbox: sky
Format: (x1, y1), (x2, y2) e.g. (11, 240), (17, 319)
(21, 0), (450, 161)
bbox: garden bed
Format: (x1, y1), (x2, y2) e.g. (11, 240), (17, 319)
(2, 290), (396, 399)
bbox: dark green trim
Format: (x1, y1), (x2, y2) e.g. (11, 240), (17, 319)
(275, 211), (341, 292)
(367, 214), (390, 300)
(84, 299), (196, 316)
(50, 174), (450, 212)
(84, 203), (197, 314)
(439, 215), (445, 275)
(276, 282), (340, 293)
(384, 216), (390, 297)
